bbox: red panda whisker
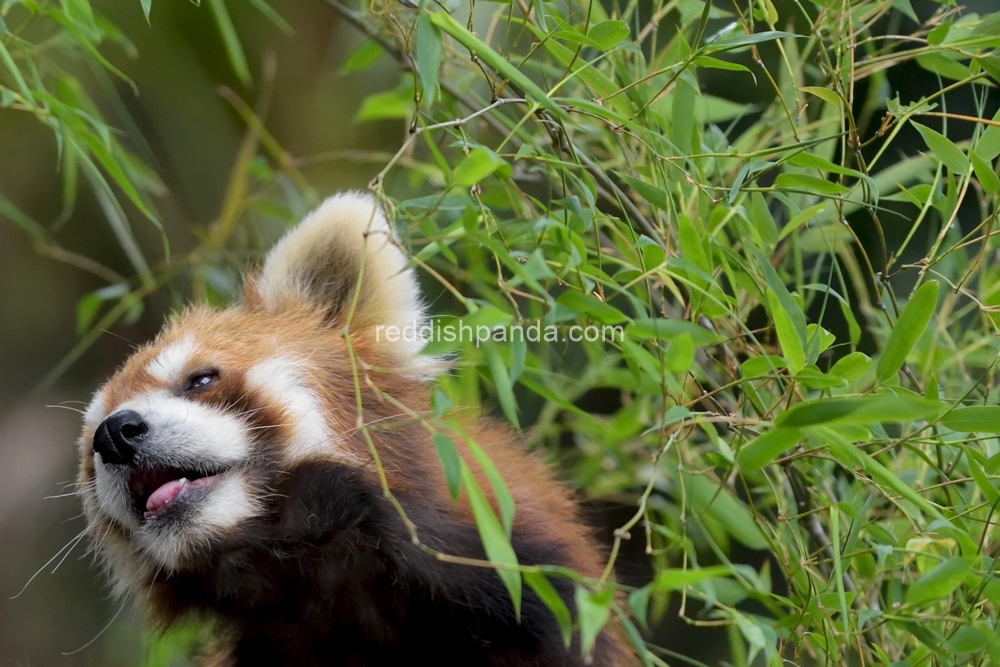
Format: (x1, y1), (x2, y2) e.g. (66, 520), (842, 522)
(60, 598), (127, 656)
(50, 526), (92, 575)
(83, 524), (112, 568)
(44, 489), (92, 499)
(233, 410), (270, 422)
(231, 404), (272, 417)
(58, 479), (95, 490)
(253, 493), (289, 502)
(85, 512), (116, 561)
(12, 526), (91, 599)
(53, 481), (97, 496)
(349, 411), (423, 431)
(46, 403), (86, 415)
(245, 423), (291, 431)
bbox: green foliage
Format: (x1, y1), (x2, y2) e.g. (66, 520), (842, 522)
(7, 0), (1000, 665)
(142, 622), (212, 667)
(351, 1), (1000, 664)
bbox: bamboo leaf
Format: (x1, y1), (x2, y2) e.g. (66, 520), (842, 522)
(557, 290), (628, 324)
(340, 39), (386, 75)
(575, 586), (612, 659)
(876, 280), (939, 383)
(462, 462), (521, 620)
(462, 431), (516, 536)
(906, 557), (977, 606)
(737, 428), (803, 471)
(61, 0), (99, 41)
(0, 36), (35, 106)
(694, 55), (752, 74)
(776, 395), (942, 428)
(626, 318), (720, 345)
(942, 407), (1000, 433)
(453, 147), (507, 186)
(813, 425), (946, 520)
(429, 11), (567, 119)
(829, 352), (872, 381)
(975, 107), (1000, 160)
(768, 287), (805, 372)
(0, 192), (46, 239)
(948, 626), (994, 655)
(207, 0), (251, 86)
(356, 88), (413, 121)
(800, 86), (841, 106)
(505, 15), (634, 115)
(774, 173), (851, 197)
(665, 334), (695, 373)
(703, 30), (798, 53)
(654, 565), (736, 590)
(586, 20), (630, 50)
(524, 572), (572, 647)
(681, 473), (769, 550)
(482, 339), (519, 429)
(247, 0), (293, 35)
(416, 12), (441, 107)
(913, 122), (969, 174)
(432, 433), (462, 501)
(970, 149), (1000, 195)
(963, 445), (1000, 504)
(750, 247), (807, 343)
(916, 53), (970, 81)
(616, 173), (668, 210)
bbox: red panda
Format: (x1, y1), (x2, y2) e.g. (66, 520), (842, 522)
(77, 192), (636, 666)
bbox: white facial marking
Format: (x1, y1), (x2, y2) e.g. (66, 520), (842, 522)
(83, 387), (108, 432)
(246, 357), (363, 466)
(147, 339), (196, 383)
(195, 474), (257, 533)
(116, 390), (251, 464)
(136, 474), (257, 570)
(90, 387), (259, 571)
(94, 460), (141, 530)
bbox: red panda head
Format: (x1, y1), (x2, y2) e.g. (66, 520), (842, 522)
(76, 192), (434, 601)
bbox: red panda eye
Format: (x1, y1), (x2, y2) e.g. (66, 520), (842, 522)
(184, 370), (219, 392)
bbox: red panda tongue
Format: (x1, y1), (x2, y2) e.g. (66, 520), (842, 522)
(145, 478), (189, 517)
(144, 475), (218, 518)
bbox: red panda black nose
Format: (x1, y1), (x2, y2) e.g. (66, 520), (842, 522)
(93, 410), (147, 466)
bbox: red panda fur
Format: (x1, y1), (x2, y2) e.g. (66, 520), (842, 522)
(77, 192), (637, 667)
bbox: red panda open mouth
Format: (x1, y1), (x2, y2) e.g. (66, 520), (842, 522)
(128, 466), (222, 520)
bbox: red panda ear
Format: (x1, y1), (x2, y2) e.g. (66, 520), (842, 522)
(247, 192), (434, 373)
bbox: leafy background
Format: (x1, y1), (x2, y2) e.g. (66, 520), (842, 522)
(2, 0), (1000, 666)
